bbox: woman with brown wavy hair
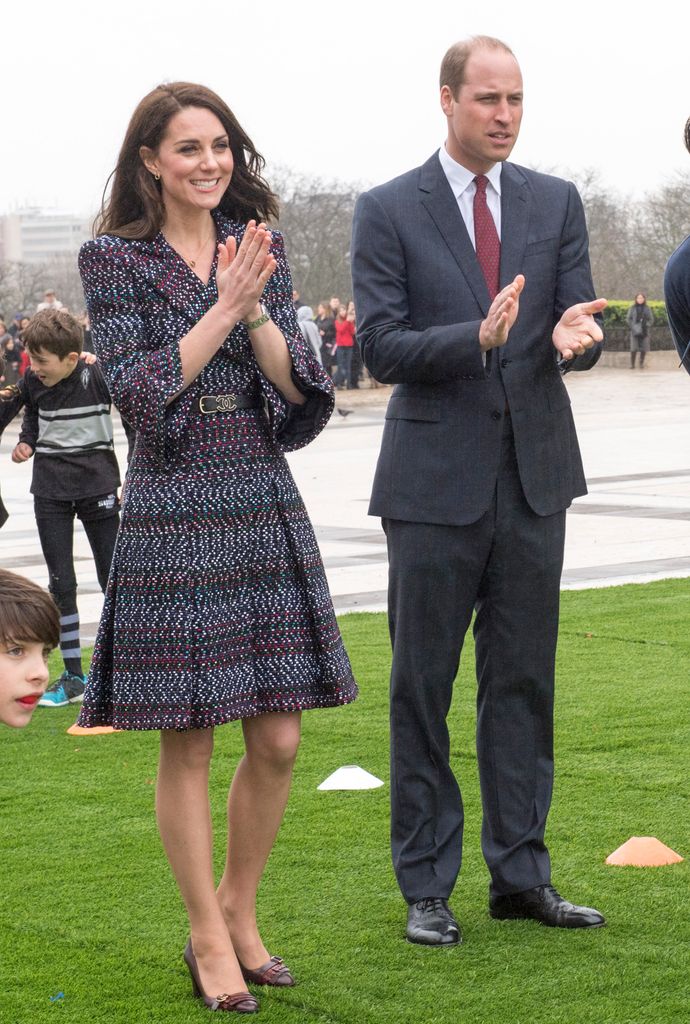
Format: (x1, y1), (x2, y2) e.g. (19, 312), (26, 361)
(79, 82), (357, 1014)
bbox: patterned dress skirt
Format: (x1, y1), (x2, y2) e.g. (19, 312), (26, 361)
(78, 401), (357, 730)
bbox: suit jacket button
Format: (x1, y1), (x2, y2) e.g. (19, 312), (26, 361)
(491, 409), (502, 420)
(500, 358), (509, 368)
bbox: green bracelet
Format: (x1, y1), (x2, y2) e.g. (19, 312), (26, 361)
(244, 308), (270, 330)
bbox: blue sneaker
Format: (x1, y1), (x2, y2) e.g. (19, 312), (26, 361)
(38, 671), (86, 707)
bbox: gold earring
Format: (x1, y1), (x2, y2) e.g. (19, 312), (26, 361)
(153, 171), (160, 181)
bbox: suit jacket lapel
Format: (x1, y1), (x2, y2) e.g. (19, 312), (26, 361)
(419, 154), (491, 315)
(499, 162), (529, 289)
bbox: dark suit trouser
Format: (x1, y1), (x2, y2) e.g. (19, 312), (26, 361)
(385, 417), (566, 902)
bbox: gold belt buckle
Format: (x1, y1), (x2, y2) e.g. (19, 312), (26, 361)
(200, 394), (237, 414)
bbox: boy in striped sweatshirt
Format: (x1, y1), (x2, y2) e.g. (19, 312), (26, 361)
(11, 309), (121, 707)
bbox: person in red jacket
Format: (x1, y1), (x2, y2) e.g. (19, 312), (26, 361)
(333, 303), (355, 389)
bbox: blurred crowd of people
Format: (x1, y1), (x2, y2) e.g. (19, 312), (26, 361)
(0, 290), (92, 387)
(4, 286), (367, 391)
(293, 292), (370, 389)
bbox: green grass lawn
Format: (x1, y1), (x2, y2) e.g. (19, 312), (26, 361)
(1, 579), (688, 1024)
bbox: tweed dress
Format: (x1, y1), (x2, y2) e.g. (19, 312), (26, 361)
(76, 211), (357, 730)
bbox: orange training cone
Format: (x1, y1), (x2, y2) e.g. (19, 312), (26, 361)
(67, 724), (121, 736)
(605, 836), (684, 867)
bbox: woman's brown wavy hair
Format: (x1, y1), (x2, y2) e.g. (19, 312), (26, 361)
(95, 82), (278, 239)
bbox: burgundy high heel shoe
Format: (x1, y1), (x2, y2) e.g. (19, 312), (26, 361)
(183, 940), (259, 1014)
(239, 955), (295, 988)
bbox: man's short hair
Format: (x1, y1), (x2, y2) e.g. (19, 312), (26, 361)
(684, 116), (690, 155)
(440, 36), (515, 98)
(24, 309), (83, 358)
(0, 568), (59, 648)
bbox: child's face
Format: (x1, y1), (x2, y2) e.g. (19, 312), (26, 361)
(29, 348), (79, 387)
(0, 639), (50, 728)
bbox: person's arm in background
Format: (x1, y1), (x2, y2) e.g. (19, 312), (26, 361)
(0, 374), (26, 435)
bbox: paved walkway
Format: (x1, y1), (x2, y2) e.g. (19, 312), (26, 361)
(2, 366), (689, 640)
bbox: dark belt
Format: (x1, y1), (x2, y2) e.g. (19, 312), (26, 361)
(198, 393), (263, 414)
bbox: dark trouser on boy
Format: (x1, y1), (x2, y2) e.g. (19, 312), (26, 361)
(35, 492), (119, 706)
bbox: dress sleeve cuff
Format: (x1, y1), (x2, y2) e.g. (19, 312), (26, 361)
(110, 340), (186, 467)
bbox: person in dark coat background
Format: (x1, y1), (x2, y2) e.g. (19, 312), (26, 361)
(626, 293), (653, 368)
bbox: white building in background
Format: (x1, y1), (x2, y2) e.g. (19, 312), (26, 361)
(0, 208), (91, 264)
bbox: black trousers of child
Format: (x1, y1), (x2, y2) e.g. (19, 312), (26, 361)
(34, 492), (120, 612)
(34, 492), (120, 676)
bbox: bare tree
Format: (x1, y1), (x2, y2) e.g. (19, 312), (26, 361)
(569, 169), (638, 298)
(41, 253), (87, 313)
(267, 161), (686, 310)
(0, 261), (16, 320)
(0, 261), (49, 319)
(269, 165), (363, 306)
(3, 165), (685, 329)
(556, 167), (690, 301)
(634, 172), (690, 299)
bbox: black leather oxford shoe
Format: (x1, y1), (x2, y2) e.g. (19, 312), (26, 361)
(406, 898), (462, 946)
(489, 884), (606, 928)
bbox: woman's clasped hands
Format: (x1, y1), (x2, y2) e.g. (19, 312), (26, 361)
(216, 220), (276, 322)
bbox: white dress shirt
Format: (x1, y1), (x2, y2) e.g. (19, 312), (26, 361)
(437, 145), (502, 247)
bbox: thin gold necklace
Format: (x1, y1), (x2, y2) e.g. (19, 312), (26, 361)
(167, 227), (215, 269)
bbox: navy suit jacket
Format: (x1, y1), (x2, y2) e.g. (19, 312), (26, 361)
(351, 153), (602, 525)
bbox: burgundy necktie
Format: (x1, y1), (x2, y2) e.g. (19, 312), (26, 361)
(473, 175), (500, 300)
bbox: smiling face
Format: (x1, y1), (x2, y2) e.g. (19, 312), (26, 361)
(140, 106), (234, 219)
(0, 639), (50, 728)
(441, 47), (523, 174)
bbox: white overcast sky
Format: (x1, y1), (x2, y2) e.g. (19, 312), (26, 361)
(2, 0), (688, 216)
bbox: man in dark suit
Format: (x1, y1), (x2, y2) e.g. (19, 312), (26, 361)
(351, 36), (606, 945)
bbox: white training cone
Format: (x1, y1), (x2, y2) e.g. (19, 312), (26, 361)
(318, 765), (384, 791)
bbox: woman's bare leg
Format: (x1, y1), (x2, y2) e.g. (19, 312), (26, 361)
(157, 728), (246, 996)
(216, 711), (301, 967)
